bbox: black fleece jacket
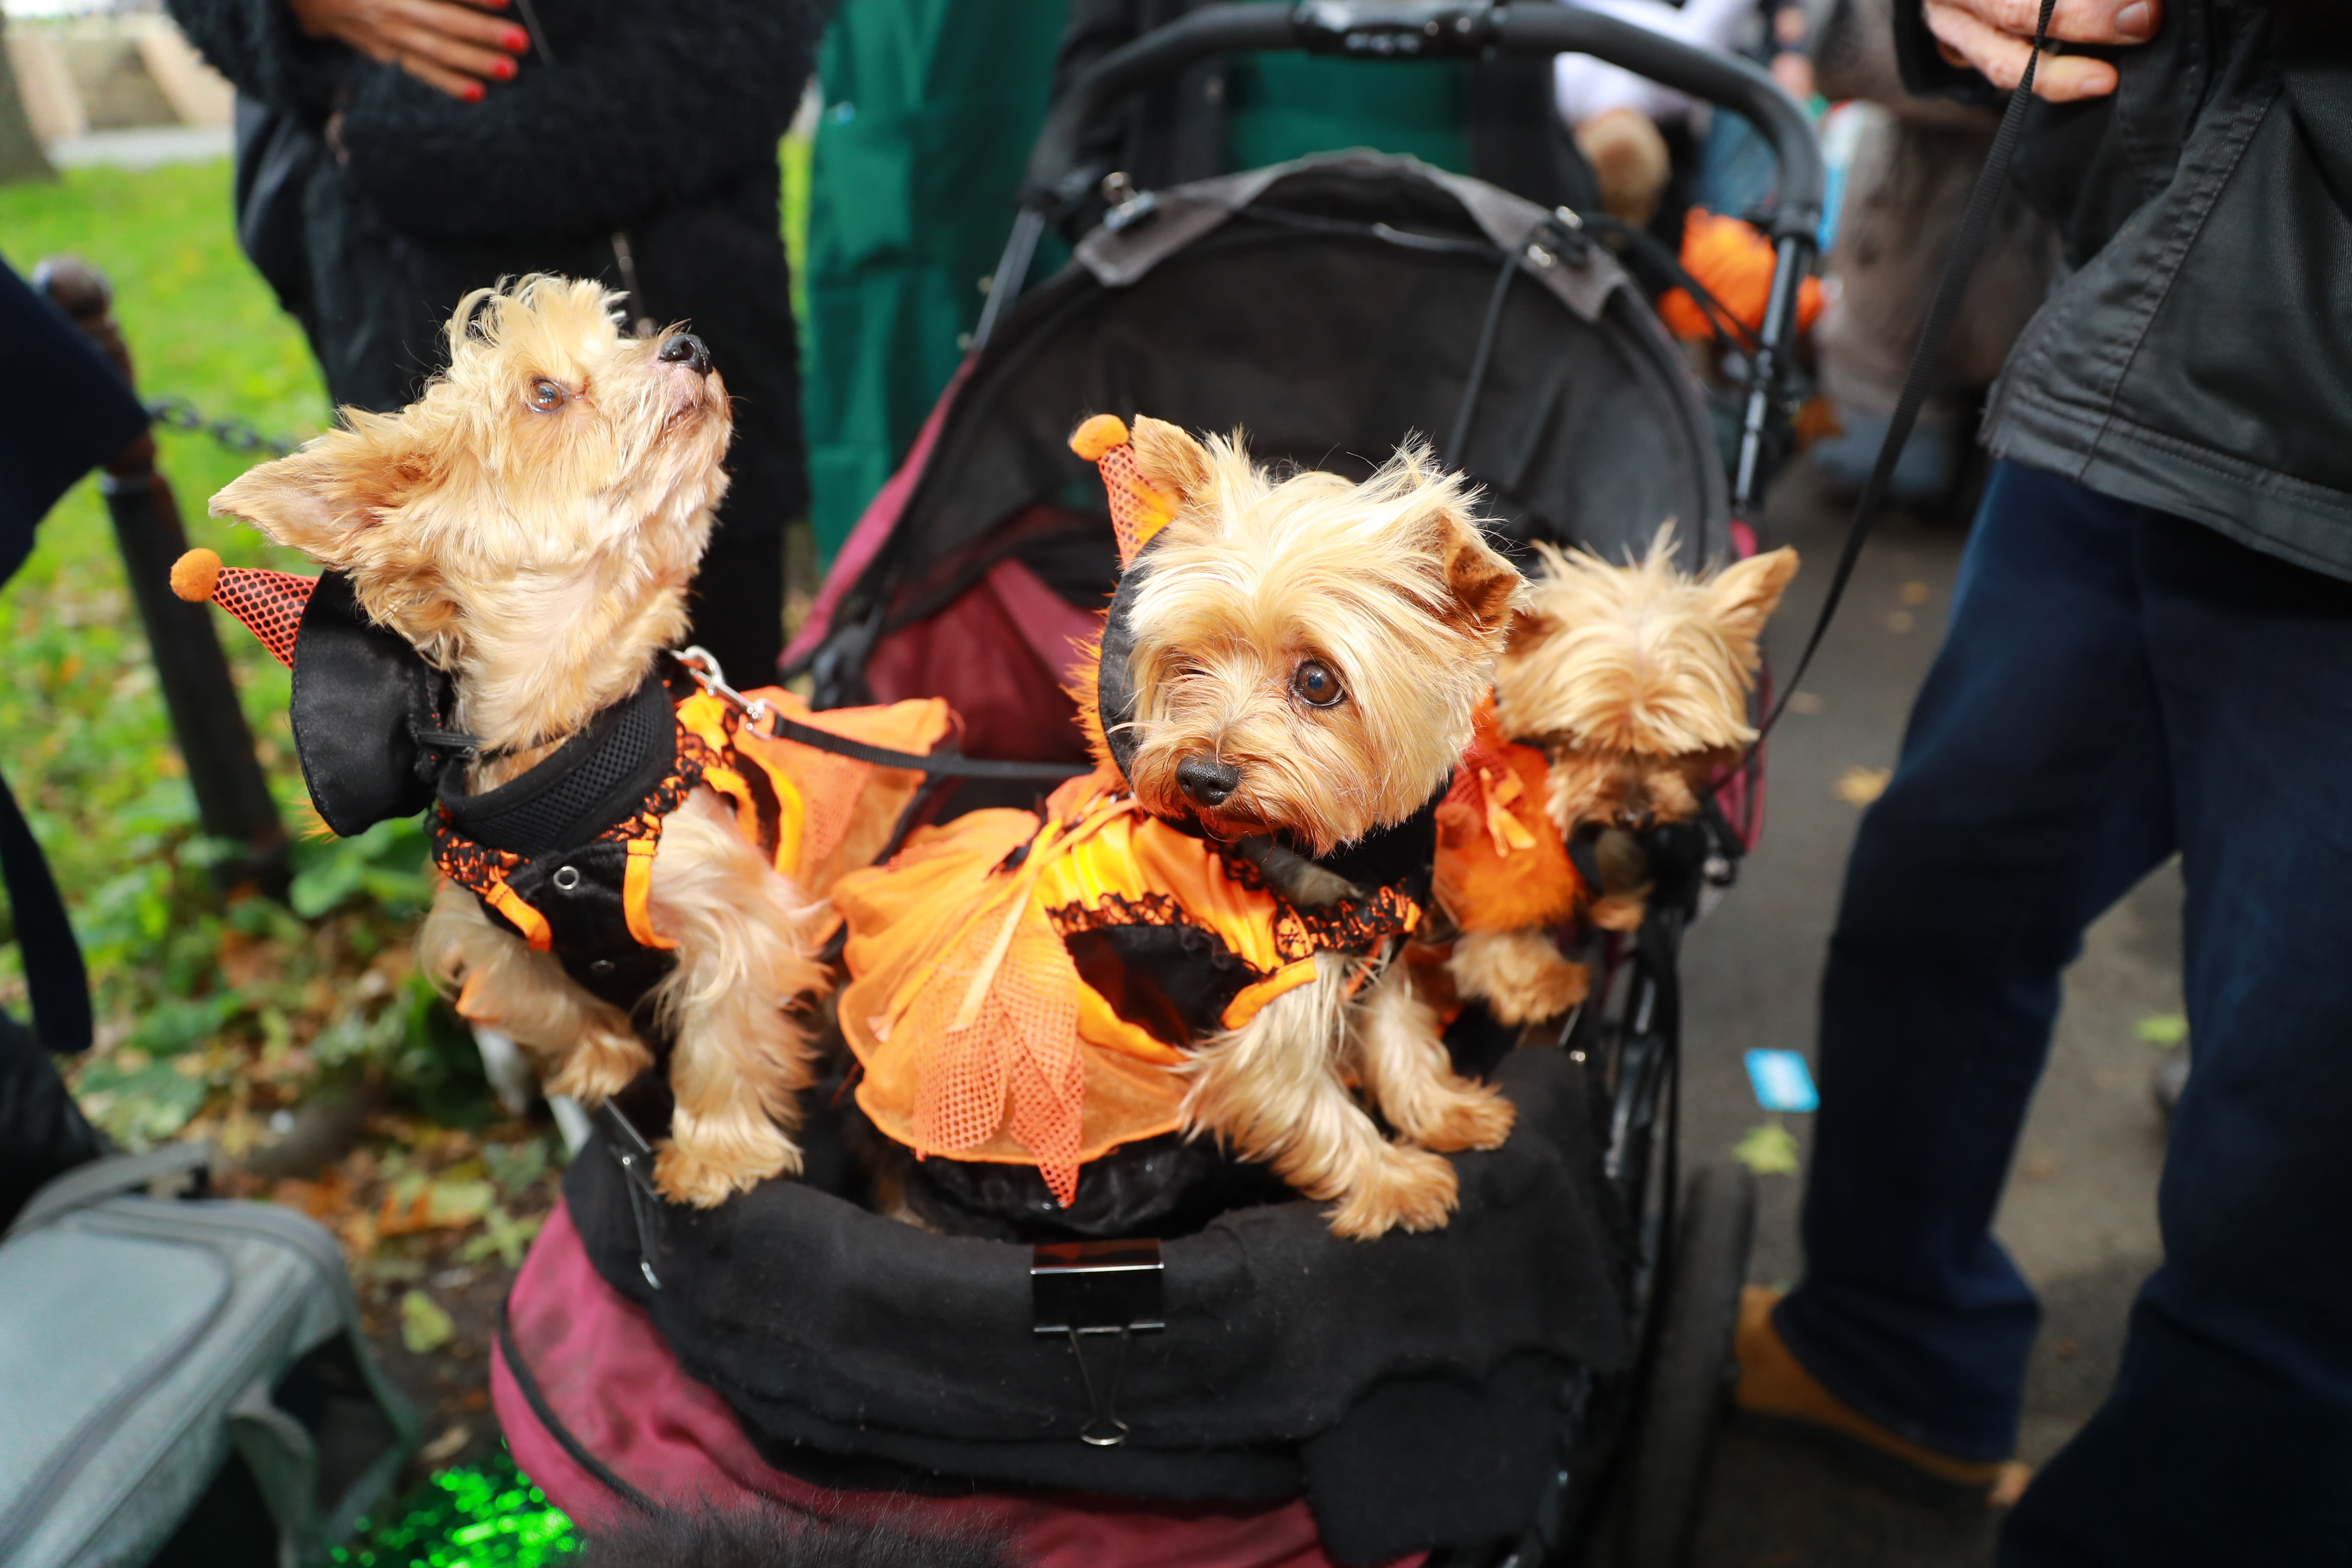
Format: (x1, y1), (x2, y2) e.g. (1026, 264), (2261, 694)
(167, 0), (822, 680)
(1896, 0), (2352, 579)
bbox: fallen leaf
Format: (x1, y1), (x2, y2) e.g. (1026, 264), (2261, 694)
(399, 1289), (455, 1355)
(378, 1175), (496, 1235)
(418, 1422), (471, 1465)
(272, 1171), (351, 1221)
(1900, 581), (1930, 606)
(461, 1206), (545, 1269)
(1733, 1123), (1801, 1176)
(2136, 1013), (2189, 1046)
(1886, 610), (1915, 634)
(1835, 766), (1892, 806)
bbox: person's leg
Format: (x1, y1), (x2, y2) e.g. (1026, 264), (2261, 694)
(2001, 512), (2352, 1565)
(1767, 462), (2177, 1462)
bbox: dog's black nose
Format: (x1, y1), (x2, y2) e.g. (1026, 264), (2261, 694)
(658, 332), (711, 375)
(1176, 755), (1241, 807)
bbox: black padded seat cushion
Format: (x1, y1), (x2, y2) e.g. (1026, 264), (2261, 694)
(565, 1045), (1630, 1564)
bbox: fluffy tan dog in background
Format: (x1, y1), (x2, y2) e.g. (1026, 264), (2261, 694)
(210, 277), (825, 1206)
(1118, 420), (1525, 1236)
(1448, 529), (1798, 1024)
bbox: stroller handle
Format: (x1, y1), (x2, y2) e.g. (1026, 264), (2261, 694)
(1021, 1), (1826, 245)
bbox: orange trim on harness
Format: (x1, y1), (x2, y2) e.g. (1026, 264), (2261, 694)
(485, 882), (552, 952)
(1219, 959), (1324, 1031)
(622, 838), (672, 950)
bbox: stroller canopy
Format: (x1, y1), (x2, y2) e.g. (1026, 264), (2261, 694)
(803, 151), (1729, 737)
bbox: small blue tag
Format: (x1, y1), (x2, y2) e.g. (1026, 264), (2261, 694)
(1745, 1049), (1819, 1113)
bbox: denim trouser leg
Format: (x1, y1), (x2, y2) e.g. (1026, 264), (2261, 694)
(1776, 461), (2177, 1460)
(1772, 461), (2352, 1561)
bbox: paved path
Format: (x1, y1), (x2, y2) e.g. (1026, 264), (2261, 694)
(1669, 466), (2178, 1567)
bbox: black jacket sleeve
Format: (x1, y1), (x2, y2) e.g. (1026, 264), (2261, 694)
(163, 0), (351, 125)
(332, 0), (821, 244)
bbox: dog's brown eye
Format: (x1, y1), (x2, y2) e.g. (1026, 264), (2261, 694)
(1292, 659), (1344, 708)
(526, 378), (568, 413)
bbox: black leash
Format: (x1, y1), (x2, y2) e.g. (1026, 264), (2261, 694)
(668, 648), (1091, 782)
(1759, 0), (2056, 736)
(0, 769), (89, 1054)
(764, 713), (1092, 781)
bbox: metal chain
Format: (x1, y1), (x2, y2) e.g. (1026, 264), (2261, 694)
(144, 396), (300, 459)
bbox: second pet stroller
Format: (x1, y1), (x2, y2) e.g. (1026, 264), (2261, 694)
(500, 7), (1825, 1565)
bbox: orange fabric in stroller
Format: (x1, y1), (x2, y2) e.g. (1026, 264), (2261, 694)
(834, 766), (1423, 1204)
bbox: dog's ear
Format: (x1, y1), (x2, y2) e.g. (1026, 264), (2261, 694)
(1128, 416), (1213, 505)
(1430, 511), (1523, 640)
(1503, 606), (1558, 656)
(209, 421), (429, 567)
(1706, 547), (1799, 643)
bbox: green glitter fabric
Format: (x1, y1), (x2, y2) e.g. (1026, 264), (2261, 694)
(333, 1453), (578, 1567)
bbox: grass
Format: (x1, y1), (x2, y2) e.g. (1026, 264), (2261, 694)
(0, 138), (809, 1148)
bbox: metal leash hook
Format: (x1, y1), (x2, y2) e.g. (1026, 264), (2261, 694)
(1033, 1238), (1166, 1448)
(671, 645), (775, 734)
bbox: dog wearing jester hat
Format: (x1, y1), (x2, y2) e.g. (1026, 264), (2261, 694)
(179, 277), (948, 1207)
(832, 415), (1527, 1239)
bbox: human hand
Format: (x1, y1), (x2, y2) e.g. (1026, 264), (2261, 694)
(1921, 0), (2159, 102)
(287, 0), (529, 102)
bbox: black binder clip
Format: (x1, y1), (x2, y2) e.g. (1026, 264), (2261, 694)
(1032, 1238), (1164, 1447)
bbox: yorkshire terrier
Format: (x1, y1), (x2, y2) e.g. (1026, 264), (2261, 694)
(1114, 419), (1525, 1237)
(1446, 529), (1797, 1024)
(209, 277), (827, 1207)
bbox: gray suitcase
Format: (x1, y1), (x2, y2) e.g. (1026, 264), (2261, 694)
(0, 1143), (417, 1567)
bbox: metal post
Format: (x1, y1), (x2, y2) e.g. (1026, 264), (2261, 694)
(35, 255), (288, 896)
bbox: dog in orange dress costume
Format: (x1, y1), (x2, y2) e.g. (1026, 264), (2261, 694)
(832, 416), (1526, 1240)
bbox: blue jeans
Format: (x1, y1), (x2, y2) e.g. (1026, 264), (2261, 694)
(1773, 462), (2352, 1563)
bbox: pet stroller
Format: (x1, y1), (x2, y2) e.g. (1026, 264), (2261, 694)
(492, 7), (1823, 1565)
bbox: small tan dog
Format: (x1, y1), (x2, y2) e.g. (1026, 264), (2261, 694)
(1101, 420), (1526, 1236)
(1447, 530), (1798, 1024)
(835, 419), (1528, 1238)
(209, 277), (827, 1206)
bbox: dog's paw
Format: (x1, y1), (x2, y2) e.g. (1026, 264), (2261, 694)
(1327, 1145), (1459, 1239)
(1587, 894), (1648, 933)
(1420, 1088), (1517, 1154)
(1500, 954), (1590, 1025)
(546, 1028), (655, 1103)
(653, 1126), (803, 1209)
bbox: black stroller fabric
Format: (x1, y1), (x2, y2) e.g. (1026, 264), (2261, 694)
(567, 1047), (1630, 1564)
(809, 153), (1729, 710)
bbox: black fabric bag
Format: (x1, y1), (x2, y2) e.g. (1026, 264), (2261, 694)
(567, 1046), (1631, 1565)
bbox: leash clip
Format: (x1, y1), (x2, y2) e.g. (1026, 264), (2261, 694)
(671, 645), (775, 735)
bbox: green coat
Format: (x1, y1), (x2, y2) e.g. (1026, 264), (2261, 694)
(801, 0), (1477, 559)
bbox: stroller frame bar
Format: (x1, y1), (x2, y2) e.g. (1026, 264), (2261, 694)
(984, 0), (1825, 521)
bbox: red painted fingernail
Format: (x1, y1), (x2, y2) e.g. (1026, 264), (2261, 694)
(464, 81), (486, 101)
(504, 24), (528, 49)
(492, 56), (516, 79)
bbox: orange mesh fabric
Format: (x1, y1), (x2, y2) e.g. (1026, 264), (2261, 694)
(1097, 443), (1180, 569)
(902, 894), (1086, 1203)
(733, 687), (951, 893)
(1434, 698), (1584, 932)
(836, 766), (1430, 1200)
(210, 567), (318, 668)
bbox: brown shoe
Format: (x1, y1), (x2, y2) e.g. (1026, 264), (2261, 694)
(1734, 1286), (2032, 1507)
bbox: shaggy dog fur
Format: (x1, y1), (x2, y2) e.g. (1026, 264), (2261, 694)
(1448, 529), (1797, 1025)
(570, 1505), (1016, 1568)
(1115, 419), (1525, 1239)
(210, 277), (826, 1207)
